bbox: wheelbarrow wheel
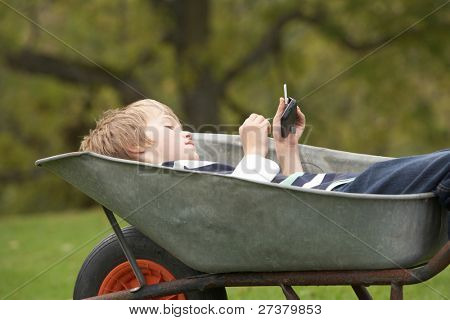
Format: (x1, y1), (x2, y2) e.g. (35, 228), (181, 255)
(73, 226), (227, 300)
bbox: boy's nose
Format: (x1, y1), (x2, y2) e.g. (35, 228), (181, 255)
(182, 131), (192, 139)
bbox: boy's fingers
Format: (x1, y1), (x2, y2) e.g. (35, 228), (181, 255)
(273, 98), (285, 123)
(254, 118), (269, 127)
(277, 97), (285, 113)
(296, 106), (306, 126)
(297, 106), (305, 117)
(261, 118), (270, 127)
(256, 115), (266, 123)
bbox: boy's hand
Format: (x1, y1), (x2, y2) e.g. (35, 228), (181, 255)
(239, 113), (271, 157)
(272, 97), (305, 175)
(272, 97), (306, 151)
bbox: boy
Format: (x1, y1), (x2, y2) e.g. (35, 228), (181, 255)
(79, 99), (449, 217)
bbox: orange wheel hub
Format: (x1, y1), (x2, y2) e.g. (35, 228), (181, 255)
(98, 259), (186, 300)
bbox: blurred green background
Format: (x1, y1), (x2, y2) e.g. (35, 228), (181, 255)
(0, 0), (448, 299)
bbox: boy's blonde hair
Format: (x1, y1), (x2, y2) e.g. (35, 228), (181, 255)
(79, 99), (180, 160)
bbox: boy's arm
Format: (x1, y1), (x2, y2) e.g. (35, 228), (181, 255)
(232, 113), (279, 182)
(275, 145), (303, 176)
(231, 154), (280, 183)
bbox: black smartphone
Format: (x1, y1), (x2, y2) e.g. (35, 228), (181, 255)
(280, 84), (297, 138)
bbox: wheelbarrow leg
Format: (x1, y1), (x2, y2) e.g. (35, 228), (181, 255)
(351, 285), (372, 300)
(103, 206), (147, 290)
(280, 284), (300, 300)
(390, 283), (403, 300)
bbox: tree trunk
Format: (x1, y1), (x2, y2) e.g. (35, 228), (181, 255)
(171, 0), (220, 129)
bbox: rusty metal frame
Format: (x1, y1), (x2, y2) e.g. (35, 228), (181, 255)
(87, 233), (449, 300)
(102, 206), (147, 290)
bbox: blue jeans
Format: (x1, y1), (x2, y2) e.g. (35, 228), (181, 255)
(333, 149), (450, 237)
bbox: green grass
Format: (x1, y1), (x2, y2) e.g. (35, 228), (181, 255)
(0, 209), (448, 300)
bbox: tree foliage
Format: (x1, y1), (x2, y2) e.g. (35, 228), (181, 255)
(0, 0), (449, 214)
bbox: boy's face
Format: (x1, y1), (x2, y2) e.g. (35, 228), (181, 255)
(137, 108), (200, 164)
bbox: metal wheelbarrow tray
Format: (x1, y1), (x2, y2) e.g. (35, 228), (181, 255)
(36, 133), (449, 300)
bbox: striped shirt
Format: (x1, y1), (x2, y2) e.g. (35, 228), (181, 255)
(160, 155), (358, 191)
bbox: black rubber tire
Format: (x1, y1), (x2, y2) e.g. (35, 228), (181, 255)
(73, 226), (227, 300)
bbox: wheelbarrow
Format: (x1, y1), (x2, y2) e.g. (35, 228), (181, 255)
(35, 133), (449, 300)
